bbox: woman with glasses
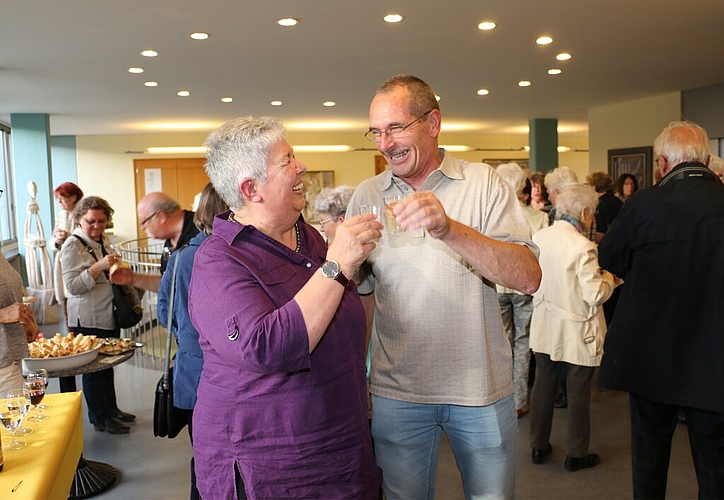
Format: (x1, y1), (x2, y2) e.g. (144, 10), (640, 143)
(313, 185), (354, 244)
(60, 196), (135, 434)
(52, 182), (84, 326)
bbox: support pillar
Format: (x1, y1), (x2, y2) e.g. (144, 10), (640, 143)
(529, 118), (558, 173)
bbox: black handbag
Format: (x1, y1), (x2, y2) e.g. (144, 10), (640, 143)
(153, 248), (188, 438)
(111, 283), (143, 328)
(73, 234), (143, 328)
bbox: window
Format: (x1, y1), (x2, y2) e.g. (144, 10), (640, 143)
(0, 124), (18, 254)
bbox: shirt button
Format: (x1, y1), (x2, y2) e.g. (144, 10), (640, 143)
(306, 262), (312, 268)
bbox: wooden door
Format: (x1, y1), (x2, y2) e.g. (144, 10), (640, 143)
(133, 158), (209, 239)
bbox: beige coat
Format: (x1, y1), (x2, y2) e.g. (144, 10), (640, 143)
(530, 220), (616, 366)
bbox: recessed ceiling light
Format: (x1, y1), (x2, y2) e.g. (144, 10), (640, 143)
(144, 81), (158, 87)
(548, 68), (562, 75)
(556, 52), (572, 61)
(128, 67), (144, 74)
(477, 88), (490, 96)
(141, 49), (158, 57)
(322, 101), (336, 107)
(190, 32), (209, 40)
(277, 18), (298, 27)
(518, 80), (532, 87)
(221, 97), (233, 103)
(271, 100), (283, 106)
(478, 21), (496, 30)
(384, 14), (403, 23)
(557, 146), (571, 152)
(177, 90), (190, 97)
(536, 36), (553, 45)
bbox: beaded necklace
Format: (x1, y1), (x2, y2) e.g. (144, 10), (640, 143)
(228, 211), (301, 252)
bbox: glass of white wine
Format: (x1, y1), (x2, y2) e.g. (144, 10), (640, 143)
(5, 389), (32, 437)
(1, 393), (29, 450)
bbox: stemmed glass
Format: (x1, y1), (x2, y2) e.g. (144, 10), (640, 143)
(23, 373), (48, 423)
(1, 392), (30, 450)
(5, 389), (32, 437)
(29, 369), (52, 411)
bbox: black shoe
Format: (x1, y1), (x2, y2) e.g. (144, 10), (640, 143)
(564, 453), (601, 472)
(94, 418), (130, 434)
(553, 394), (568, 408)
(531, 443), (553, 464)
(112, 408), (136, 422)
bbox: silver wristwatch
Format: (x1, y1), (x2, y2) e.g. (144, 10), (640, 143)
(321, 260), (350, 287)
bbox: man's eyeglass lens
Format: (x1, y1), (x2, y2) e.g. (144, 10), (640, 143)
(364, 110), (433, 141)
(140, 211), (158, 226)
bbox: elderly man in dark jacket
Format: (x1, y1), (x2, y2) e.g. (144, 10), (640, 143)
(598, 121), (724, 499)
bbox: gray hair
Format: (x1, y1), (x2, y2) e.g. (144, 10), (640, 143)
(653, 121), (711, 168)
(555, 184), (598, 220)
(314, 185), (355, 218)
(73, 196), (115, 227)
(377, 75), (440, 117)
(204, 116), (287, 210)
(544, 166), (579, 195)
(495, 162), (525, 195)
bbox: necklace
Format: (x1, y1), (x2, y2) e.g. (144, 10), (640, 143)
(228, 211), (301, 252)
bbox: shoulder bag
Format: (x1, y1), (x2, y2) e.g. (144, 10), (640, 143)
(73, 234), (143, 328)
(153, 248), (188, 438)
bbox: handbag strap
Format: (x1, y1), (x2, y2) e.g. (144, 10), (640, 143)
(73, 234), (111, 279)
(163, 247), (183, 383)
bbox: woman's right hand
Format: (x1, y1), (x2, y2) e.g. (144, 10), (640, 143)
(326, 213), (382, 279)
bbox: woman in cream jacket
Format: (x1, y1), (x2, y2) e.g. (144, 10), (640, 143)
(529, 183), (620, 473)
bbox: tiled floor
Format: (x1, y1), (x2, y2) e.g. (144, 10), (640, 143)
(39, 320), (699, 499)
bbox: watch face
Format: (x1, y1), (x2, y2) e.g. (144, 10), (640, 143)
(322, 260), (340, 278)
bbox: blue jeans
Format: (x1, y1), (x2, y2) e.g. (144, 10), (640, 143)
(371, 394), (517, 500)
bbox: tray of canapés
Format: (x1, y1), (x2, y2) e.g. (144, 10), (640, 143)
(23, 333), (145, 374)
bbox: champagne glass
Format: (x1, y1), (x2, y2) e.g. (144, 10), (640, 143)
(1, 393), (29, 450)
(28, 369), (51, 410)
(23, 374), (48, 423)
(5, 389), (32, 437)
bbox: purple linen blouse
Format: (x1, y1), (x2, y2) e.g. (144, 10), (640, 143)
(188, 211), (381, 499)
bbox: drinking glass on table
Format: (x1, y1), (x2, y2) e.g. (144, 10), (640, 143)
(28, 368), (51, 410)
(23, 373), (48, 423)
(1, 392), (30, 450)
(5, 389), (32, 437)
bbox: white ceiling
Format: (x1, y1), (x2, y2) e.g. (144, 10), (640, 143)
(2, 0), (724, 138)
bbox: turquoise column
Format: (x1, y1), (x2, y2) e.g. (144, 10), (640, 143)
(51, 136), (79, 187)
(9, 113), (54, 279)
(528, 119), (558, 173)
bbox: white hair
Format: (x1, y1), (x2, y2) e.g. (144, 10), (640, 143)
(495, 162), (525, 195)
(545, 166), (579, 195)
(555, 184), (598, 219)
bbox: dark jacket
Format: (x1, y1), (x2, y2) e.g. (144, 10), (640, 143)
(598, 162), (724, 412)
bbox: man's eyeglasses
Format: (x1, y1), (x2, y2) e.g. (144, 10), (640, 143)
(140, 211), (159, 226)
(364, 110), (433, 142)
(82, 217), (107, 226)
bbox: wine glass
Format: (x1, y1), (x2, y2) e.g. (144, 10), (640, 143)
(28, 369), (51, 411)
(23, 374), (48, 423)
(5, 389), (32, 437)
(1, 394), (28, 450)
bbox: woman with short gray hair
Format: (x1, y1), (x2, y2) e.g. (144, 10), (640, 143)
(528, 183), (620, 472)
(314, 185), (355, 244)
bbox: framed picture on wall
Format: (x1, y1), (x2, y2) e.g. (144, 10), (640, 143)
(608, 147), (653, 189)
(302, 171), (335, 223)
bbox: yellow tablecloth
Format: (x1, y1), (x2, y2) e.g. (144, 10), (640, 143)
(0, 392), (83, 500)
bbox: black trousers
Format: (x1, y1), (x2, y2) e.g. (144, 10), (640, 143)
(629, 393), (724, 499)
(529, 353), (595, 457)
(73, 323), (119, 425)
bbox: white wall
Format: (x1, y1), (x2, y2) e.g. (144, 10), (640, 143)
(75, 130), (589, 243)
(588, 92), (681, 173)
